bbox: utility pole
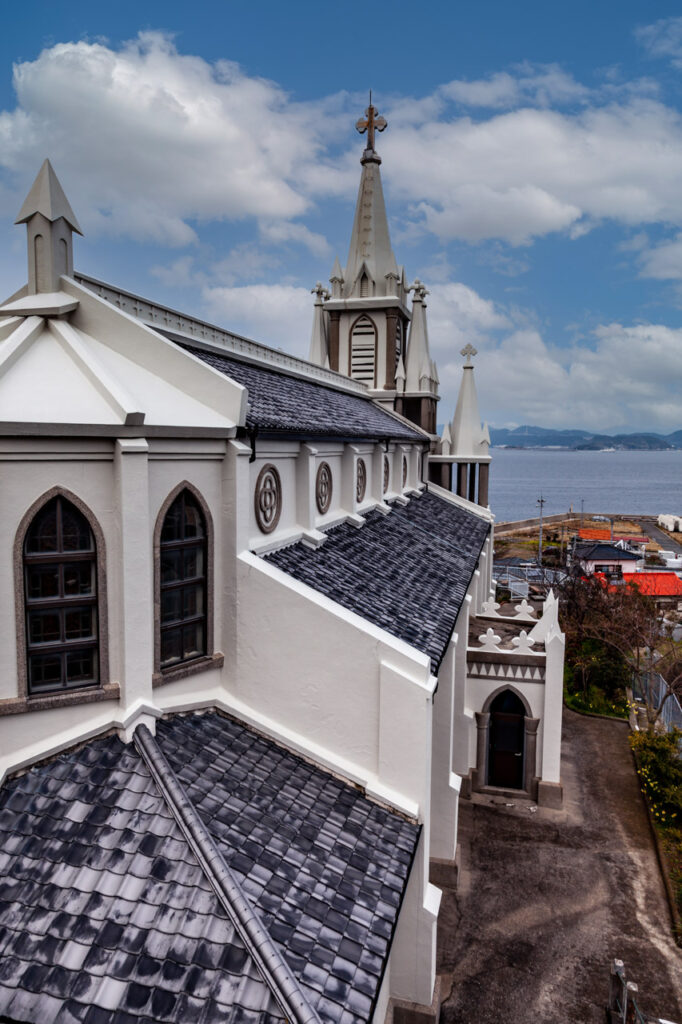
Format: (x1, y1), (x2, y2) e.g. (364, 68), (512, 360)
(580, 497), (584, 530)
(537, 495), (546, 566)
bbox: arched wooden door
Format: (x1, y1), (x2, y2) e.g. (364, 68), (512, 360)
(488, 690), (525, 788)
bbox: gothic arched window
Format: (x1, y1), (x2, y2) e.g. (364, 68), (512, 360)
(159, 490), (207, 670)
(349, 316), (377, 386)
(23, 496), (99, 694)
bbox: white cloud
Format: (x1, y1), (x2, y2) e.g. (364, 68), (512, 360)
(391, 277), (682, 433)
(639, 233), (682, 279)
(0, 32), (321, 244)
(201, 283), (312, 355)
(473, 320), (682, 433)
(382, 98), (682, 245)
(440, 64), (589, 110)
(4, 37), (682, 255)
(427, 282), (511, 360)
(259, 220), (330, 257)
(636, 17), (682, 67)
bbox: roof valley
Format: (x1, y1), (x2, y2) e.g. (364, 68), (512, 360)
(133, 723), (321, 1024)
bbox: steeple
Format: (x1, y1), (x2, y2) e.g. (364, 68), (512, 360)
(308, 282), (329, 364)
(405, 281), (436, 394)
(449, 345), (491, 506)
(309, 98), (433, 426)
(450, 344), (488, 458)
(15, 159), (82, 294)
(342, 97), (400, 300)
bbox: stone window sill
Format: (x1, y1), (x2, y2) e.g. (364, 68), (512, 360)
(153, 652), (224, 688)
(0, 682), (120, 717)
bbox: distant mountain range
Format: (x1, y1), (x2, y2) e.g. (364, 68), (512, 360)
(488, 425), (682, 450)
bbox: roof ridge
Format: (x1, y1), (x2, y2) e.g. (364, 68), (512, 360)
(73, 272), (369, 397)
(133, 724), (321, 1024)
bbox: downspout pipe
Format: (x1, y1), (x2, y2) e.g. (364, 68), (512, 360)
(134, 724), (322, 1024)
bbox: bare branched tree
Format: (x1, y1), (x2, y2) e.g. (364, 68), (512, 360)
(559, 573), (682, 729)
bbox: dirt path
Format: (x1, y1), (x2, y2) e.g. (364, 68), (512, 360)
(436, 711), (682, 1024)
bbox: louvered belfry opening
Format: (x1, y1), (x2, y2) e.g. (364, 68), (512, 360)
(349, 315), (377, 386)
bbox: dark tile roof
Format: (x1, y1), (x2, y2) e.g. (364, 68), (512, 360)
(156, 713), (420, 1024)
(265, 489), (490, 672)
(160, 332), (424, 442)
(0, 734), (284, 1024)
(575, 543), (641, 560)
(0, 714), (419, 1024)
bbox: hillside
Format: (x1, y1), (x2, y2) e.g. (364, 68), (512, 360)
(489, 425), (681, 450)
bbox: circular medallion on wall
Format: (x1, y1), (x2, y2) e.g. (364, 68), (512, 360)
(356, 458), (367, 503)
(383, 455), (390, 493)
(402, 455), (408, 487)
(316, 461), (333, 514)
(254, 463), (282, 534)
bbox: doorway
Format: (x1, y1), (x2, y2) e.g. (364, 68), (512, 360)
(488, 689), (525, 788)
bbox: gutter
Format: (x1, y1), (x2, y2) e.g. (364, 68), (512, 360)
(134, 724), (322, 1024)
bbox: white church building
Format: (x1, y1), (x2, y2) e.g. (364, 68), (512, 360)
(0, 105), (565, 1024)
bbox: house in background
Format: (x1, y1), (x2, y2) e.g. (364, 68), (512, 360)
(625, 572), (682, 612)
(0, 112), (565, 1024)
(571, 541), (643, 579)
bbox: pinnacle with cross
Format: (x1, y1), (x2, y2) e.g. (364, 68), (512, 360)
(356, 93), (387, 155)
(461, 343), (478, 365)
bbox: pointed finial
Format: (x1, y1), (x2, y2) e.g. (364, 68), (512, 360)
(356, 94), (387, 162)
(410, 278), (429, 300)
(461, 343), (477, 365)
(15, 159), (82, 234)
(16, 159), (82, 294)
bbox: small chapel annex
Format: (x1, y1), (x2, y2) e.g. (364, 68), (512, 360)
(0, 105), (565, 1024)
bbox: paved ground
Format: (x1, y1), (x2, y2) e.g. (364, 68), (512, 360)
(636, 518), (682, 556)
(435, 711), (682, 1024)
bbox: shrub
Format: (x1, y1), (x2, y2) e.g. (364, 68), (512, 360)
(630, 729), (682, 828)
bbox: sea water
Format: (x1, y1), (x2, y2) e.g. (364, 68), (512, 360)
(488, 448), (682, 523)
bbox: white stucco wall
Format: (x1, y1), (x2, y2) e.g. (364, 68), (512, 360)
(234, 551), (434, 817)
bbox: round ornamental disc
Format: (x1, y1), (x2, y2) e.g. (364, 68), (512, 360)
(402, 456), (408, 487)
(356, 458), (367, 503)
(383, 455), (390, 493)
(316, 462), (333, 514)
(254, 464), (282, 534)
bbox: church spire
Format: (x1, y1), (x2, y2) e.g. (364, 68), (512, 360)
(342, 97), (398, 300)
(449, 345), (491, 506)
(15, 159), (82, 294)
(405, 280), (436, 396)
(450, 344), (488, 458)
(308, 282), (329, 364)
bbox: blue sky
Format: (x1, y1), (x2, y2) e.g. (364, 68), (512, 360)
(2, 1), (682, 432)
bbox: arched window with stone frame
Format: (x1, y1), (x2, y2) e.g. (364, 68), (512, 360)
(154, 483), (217, 684)
(17, 490), (108, 699)
(348, 315), (377, 386)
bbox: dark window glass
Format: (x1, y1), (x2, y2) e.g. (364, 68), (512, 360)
(23, 496), (99, 695)
(159, 491), (207, 670)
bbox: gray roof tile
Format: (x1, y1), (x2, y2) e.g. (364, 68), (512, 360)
(156, 713), (420, 1023)
(0, 713), (420, 1024)
(264, 489), (490, 671)
(0, 736), (285, 1024)
(161, 334), (424, 442)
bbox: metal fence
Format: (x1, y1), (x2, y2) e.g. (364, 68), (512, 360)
(493, 563), (568, 598)
(607, 959), (677, 1023)
(632, 671), (682, 734)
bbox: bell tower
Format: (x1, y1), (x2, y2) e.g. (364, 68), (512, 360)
(309, 98), (438, 431)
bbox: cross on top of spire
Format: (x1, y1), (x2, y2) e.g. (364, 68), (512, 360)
(461, 343), (478, 365)
(356, 92), (387, 161)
